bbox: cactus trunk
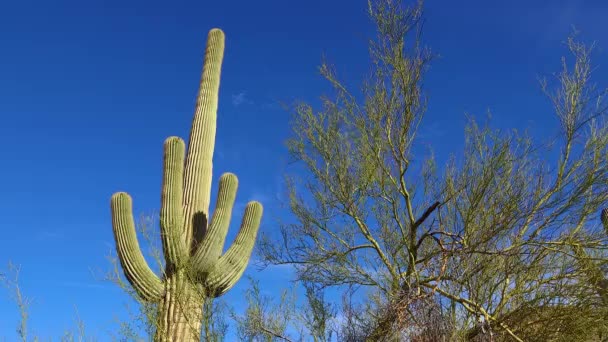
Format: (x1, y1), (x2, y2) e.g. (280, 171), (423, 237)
(109, 28), (263, 341)
(155, 272), (204, 342)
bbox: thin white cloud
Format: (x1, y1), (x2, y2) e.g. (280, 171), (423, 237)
(232, 91), (252, 107)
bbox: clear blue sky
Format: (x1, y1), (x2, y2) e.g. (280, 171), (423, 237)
(1, 0), (607, 339)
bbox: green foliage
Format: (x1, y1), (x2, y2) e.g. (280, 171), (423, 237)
(233, 277), (341, 342)
(233, 277), (297, 342)
(201, 298), (229, 342)
(4, 1), (608, 341)
(298, 281), (337, 342)
(259, 0), (608, 340)
(1, 262), (32, 342)
(1, 263), (98, 342)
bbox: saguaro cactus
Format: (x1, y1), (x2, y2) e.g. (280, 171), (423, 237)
(110, 29), (263, 341)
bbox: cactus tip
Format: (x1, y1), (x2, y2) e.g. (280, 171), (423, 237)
(111, 192), (131, 201)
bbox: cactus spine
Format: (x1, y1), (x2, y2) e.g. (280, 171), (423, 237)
(110, 29), (263, 341)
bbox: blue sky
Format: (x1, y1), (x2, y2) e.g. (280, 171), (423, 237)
(1, 0), (607, 339)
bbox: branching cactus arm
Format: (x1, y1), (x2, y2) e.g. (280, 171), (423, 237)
(160, 137), (186, 267)
(191, 173), (238, 273)
(110, 192), (164, 301)
(206, 201), (263, 297)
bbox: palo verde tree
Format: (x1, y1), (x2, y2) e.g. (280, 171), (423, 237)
(258, 0), (608, 341)
(232, 278), (339, 342)
(110, 29), (263, 342)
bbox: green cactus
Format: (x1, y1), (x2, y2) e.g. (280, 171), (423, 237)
(110, 28), (263, 341)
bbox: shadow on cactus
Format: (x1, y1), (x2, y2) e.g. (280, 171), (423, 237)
(109, 28), (263, 341)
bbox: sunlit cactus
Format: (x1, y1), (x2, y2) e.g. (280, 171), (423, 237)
(110, 28), (263, 341)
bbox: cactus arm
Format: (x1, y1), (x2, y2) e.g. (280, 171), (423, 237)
(182, 28), (225, 249)
(206, 201), (262, 297)
(191, 173), (238, 274)
(160, 137), (186, 267)
(110, 192), (164, 301)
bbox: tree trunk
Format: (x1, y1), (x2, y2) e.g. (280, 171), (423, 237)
(155, 271), (204, 342)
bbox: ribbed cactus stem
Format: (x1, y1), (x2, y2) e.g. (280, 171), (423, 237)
(160, 137), (186, 266)
(191, 173), (238, 273)
(183, 29), (225, 248)
(207, 201), (263, 296)
(110, 192), (164, 301)
(109, 28), (262, 342)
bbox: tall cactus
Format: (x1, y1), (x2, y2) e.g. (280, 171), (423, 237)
(110, 28), (263, 341)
